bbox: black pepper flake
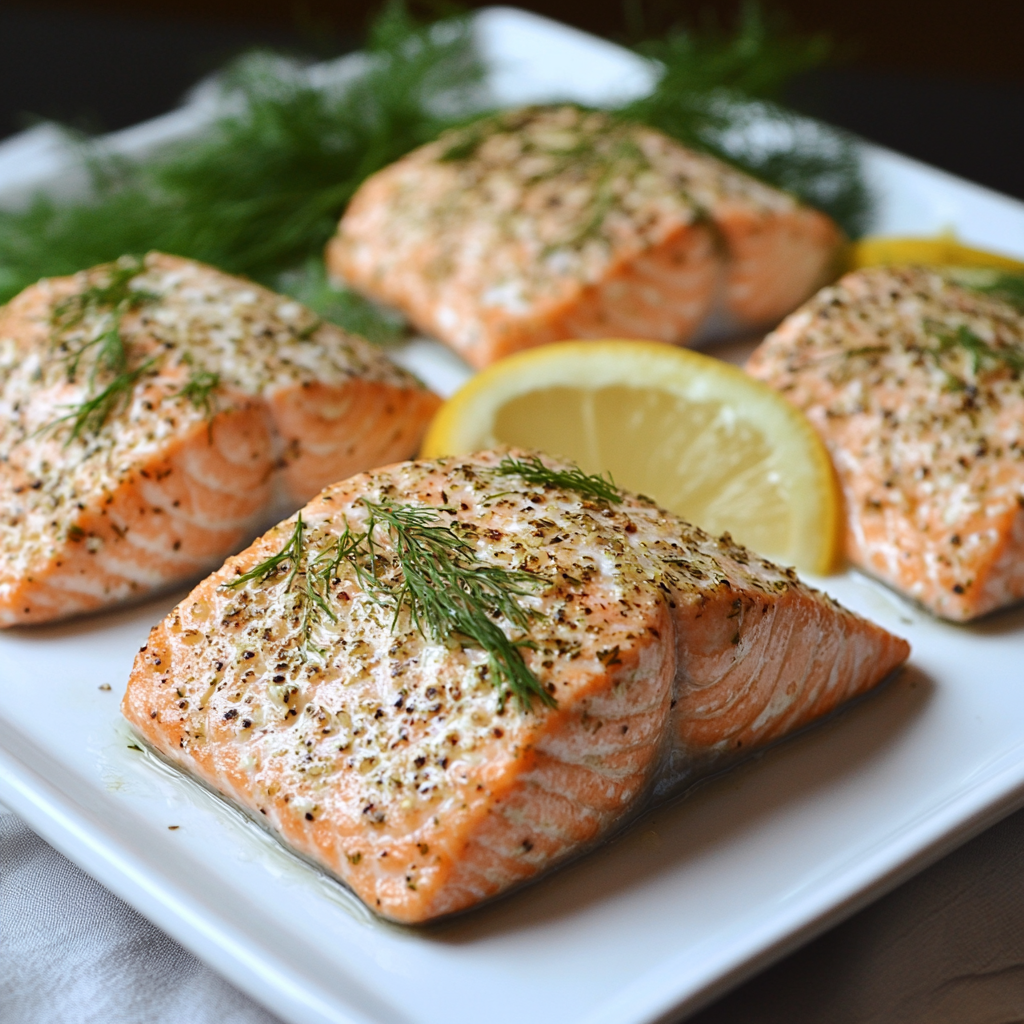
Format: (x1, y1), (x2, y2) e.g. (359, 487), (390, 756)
(223, 708), (238, 720)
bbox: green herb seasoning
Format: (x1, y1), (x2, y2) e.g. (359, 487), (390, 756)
(495, 454), (621, 504)
(223, 500), (553, 710)
(172, 356), (222, 420)
(43, 255), (158, 442)
(944, 268), (1024, 315)
(925, 321), (1024, 390)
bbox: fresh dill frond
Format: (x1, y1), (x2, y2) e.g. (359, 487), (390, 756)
(40, 256), (160, 442)
(344, 499), (553, 711)
(945, 268), (1024, 315)
(495, 455), (622, 504)
(51, 254), (154, 386)
(224, 513), (307, 591)
(47, 358), (156, 443)
(925, 321), (1024, 389)
(220, 499), (552, 708)
(172, 357), (222, 419)
(222, 513), (338, 660)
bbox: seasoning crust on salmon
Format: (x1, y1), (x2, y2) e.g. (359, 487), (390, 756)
(0, 253), (439, 625)
(326, 106), (843, 369)
(747, 266), (1024, 621)
(122, 450), (908, 923)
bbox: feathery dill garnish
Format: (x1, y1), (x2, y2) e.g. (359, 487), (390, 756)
(945, 268), (1024, 315)
(222, 498), (552, 709)
(224, 512), (308, 591)
(51, 254), (153, 384)
(0, 2), (870, 310)
(172, 356), (221, 419)
(221, 513), (339, 660)
(338, 499), (553, 711)
(925, 321), (1024, 389)
(48, 358), (156, 443)
(42, 255), (158, 442)
(495, 455), (622, 504)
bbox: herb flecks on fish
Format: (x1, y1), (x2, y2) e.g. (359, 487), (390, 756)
(925, 321), (1024, 390)
(944, 268), (1024, 316)
(495, 454), (622, 505)
(45, 255), (158, 442)
(224, 500), (553, 710)
(172, 355), (222, 420)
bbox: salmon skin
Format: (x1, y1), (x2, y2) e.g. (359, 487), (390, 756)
(122, 449), (908, 923)
(747, 265), (1024, 621)
(0, 252), (439, 626)
(326, 106), (843, 370)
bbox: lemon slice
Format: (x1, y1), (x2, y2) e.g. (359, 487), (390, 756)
(422, 340), (839, 572)
(850, 235), (1024, 272)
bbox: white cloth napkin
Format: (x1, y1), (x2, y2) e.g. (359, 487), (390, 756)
(5, 803), (1024, 1024)
(0, 812), (282, 1024)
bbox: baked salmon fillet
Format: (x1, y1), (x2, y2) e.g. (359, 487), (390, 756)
(122, 449), (908, 923)
(326, 106), (843, 370)
(747, 265), (1024, 620)
(0, 252), (439, 625)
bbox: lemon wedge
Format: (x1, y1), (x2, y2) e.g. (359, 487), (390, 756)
(422, 340), (840, 573)
(850, 235), (1024, 272)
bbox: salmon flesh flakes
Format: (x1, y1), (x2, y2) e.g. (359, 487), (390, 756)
(122, 449), (908, 923)
(327, 105), (843, 369)
(747, 265), (1024, 621)
(0, 252), (438, 625)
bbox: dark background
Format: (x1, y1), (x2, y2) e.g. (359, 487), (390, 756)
(0, 0), (1022, 201)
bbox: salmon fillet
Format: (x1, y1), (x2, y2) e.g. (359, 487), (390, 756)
(326, 106), (843, 370)
(122, 449), (908, 923)
(0, 253), (439, 625)
(746, 265), (1024, 621)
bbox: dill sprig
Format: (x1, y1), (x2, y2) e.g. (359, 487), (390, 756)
(222, 513), (339, 659)
(42, 256), (159, 442)
(47, 358), (155, 442)
(172, 356), (222, 419)
(224, 512), (308, 591)
(222, 499), (553, 709)
(336, 499), (552, 710)
(495, 454), (622, 504)
(926, 322), (1024, 387)
(945, 268), (1024, 315)
(0, 3), (485, 308)
(52, 254), (153, 384)
(277, 259), (407, 345)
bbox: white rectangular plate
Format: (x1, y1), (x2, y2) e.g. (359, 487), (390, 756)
(1, 9), (1024, 1024)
